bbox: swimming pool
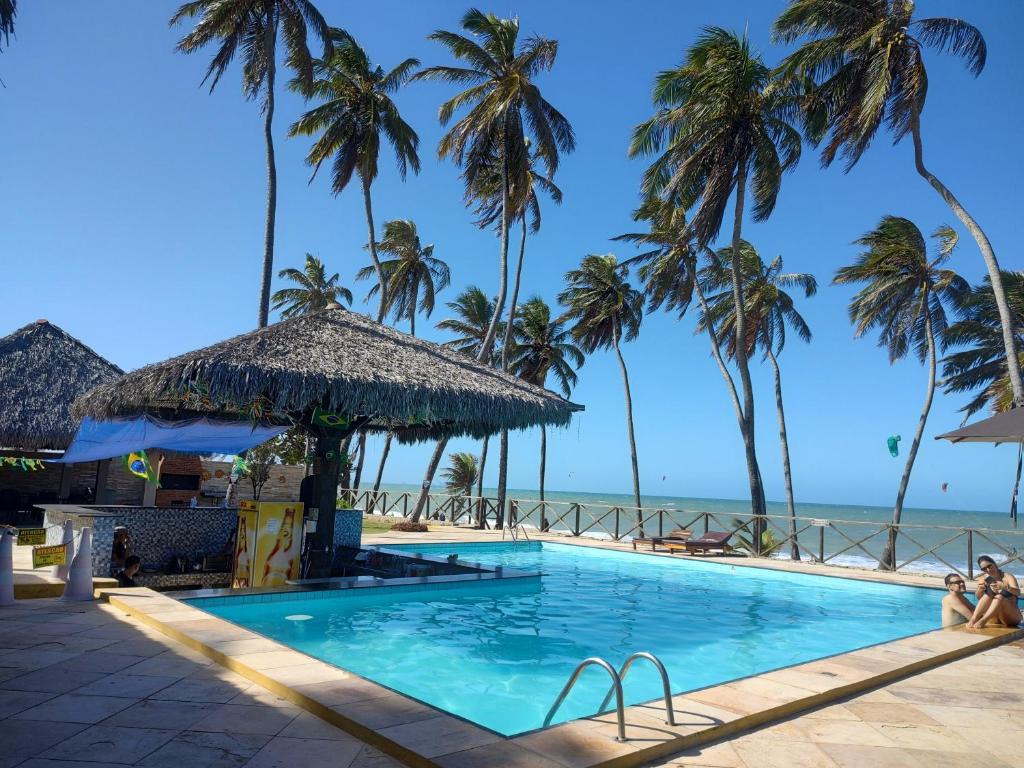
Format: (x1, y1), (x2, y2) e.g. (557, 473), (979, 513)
(190, 541), (941, 736)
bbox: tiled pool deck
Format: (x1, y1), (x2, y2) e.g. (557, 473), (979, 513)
(0, 527), (1021, 767)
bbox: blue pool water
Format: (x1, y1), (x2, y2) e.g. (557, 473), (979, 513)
(191, 541), (941, 736)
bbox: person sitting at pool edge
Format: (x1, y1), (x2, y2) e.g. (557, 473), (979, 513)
(967, 555), (1022, 629)
(941, 573), (974, 627)
(116, 555), (141, 588)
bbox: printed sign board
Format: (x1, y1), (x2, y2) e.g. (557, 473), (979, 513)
(252, 502), (304, 587)
(231, 507), (258, 588)
(32, 544), (67, 568)
(17, 528), (46, 546)
(810, 519), (830, 527)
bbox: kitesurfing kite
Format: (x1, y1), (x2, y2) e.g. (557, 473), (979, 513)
(887, 435), (901, 457)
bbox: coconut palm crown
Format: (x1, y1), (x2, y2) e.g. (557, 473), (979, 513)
(773, 0), (986, 171)
(436, 286), (503, 361)
(629, 26), (801, 247)
(442, 452), (479, 496)
(357, 219), (450, 336)
(943, 272), (1024, 418)
(834, 217), (967, 364)
(510, 297), (584, 397)
(271, 254), (352, 319)
(700, 243), (817, 359)
(558, 255), (643, 355)
(0, 0), (15, 51)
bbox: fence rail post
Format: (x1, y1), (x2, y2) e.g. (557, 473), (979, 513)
(573, 504), (581, 537)
(658, 509), (664, 538)
(819, 525), (825, 563)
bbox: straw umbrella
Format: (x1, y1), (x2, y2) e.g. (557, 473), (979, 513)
(73, 304), (582, 568)
(0, 319), (122, 450)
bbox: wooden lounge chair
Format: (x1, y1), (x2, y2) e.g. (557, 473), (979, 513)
(665, 530), (734, 556)
(631, 527), (692, 551)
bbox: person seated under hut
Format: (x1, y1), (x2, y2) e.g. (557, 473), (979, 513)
(116, 555), (141, 588)
(940, 573), (974, 627)
(967, 555), (1022, 629)
(110, 526), (129, 573)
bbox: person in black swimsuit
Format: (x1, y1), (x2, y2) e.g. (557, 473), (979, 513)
(116, 555), (141, 588)
(968, 555), (1022, 629)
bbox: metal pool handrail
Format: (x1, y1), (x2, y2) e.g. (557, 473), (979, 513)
(544, 657), (626, 741)
(597, 652), (676, 726)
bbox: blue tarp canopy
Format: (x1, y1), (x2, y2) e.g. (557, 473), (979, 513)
(55, 416), (287, 463)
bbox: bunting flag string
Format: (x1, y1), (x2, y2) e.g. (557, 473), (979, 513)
(0, 457), (45, 471)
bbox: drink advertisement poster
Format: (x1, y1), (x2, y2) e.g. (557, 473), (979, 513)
(231, 507), (258, 588)
(252, 502), (304, 587)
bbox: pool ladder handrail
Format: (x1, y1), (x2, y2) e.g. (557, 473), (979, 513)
(543, 652), (676, 741)
(597, 652), (677, 727)
(502, 519), (530, 543)
(543, 657), (627, 741)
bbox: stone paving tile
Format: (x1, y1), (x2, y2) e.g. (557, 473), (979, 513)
(121, 652), (212, 678)
(0, 666), (107, 693)
(102, 698), (220, 730)
(378, 714), (502, 758)
(433, 740), (566, 768)
(41, 723), (179, 763)
(11, 692), (137, 724)
(19, 761), (133, 768)
(732, 738), (839, 768)
(347, 745), (407, 768)
(190, 703), (300, 736)
(661, 739), (745, 767)
(73, 672), (181, 698)
(52, 651), (149, 674)
(843, 701), (941, 726)
(0, 688), (56, 718)
(0, 720), (89, 760)
(137, 730), (272, 768)
(241, 736), (365, 767)
(817, 743), (924, 768)
(277, 710), (361, 740)
(150, 673), (254, 704)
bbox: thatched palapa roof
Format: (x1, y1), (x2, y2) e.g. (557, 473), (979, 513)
(0, 320), (123, 450)
(73, 306), (582, 438)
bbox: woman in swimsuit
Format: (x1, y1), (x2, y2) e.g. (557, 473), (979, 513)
(967, 555), (1022, 629)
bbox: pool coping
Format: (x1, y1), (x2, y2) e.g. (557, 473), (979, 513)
(95, 573), (1024, 768)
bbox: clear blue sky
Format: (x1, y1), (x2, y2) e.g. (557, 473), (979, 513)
(2, 2), (1021, 512)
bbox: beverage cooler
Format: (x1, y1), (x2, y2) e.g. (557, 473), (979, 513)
(231, 500), (305, 588)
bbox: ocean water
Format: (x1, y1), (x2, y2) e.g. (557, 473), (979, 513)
(194, 541), (940, 735)
(366, 484), (1024, 576)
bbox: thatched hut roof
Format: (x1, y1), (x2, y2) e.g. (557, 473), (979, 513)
(73, 306), (582, 439)
(0, 320), (123, 450)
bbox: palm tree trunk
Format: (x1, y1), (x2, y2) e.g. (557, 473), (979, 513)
(910, 114), (1023, 404)
(410, 152), (512, 524)
(612, 327), (643, 536)
(728, 163), (768, 538)
(361, 177), (387, 324)
(476, 434), (489, 528)
(539, 425), (547, 531)
(767, 348), (799, 561)
(881, 298), (937, 571)
(351, 431), (367, 493)
(256, 11), (278, 329)
(496, 217), (528, 529)
(371, 434), (391, 497)
(696, 278), (745, 420)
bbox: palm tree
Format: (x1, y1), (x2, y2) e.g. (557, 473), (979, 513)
(630, 27), (801, 525)
(469, 143), (563, 527)
(834, 216), (967, 569)
(442, 452), (479, 523)
(288, 29), (419, 324)
(509, 297), (584, 505)
(433, 286), (502, 525)
(774, 1), (1022, 406)
(356, 220), (449, 336)
(700, 243), (816, 560)
(943, 272), (1024, 418)
(559, 254), (645, 533)
(270, 253), (352, 318)
(170, 0), (331, 329)
(408, 10), (574, 523)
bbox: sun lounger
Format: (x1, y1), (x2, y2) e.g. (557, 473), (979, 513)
(631, 527), (692, 551)
(665, 530), (734, 555)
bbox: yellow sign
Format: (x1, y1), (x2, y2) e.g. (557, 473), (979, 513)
(17, 528), (46, 546)
(251, 502), (304, 587)
(32, 544), (67, 568)
(239, 500), (258, 512)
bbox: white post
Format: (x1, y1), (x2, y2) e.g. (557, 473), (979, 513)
(0, 530), (15, 606)
(61, 527), (94, 602)
(52, 520), (74, 581)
